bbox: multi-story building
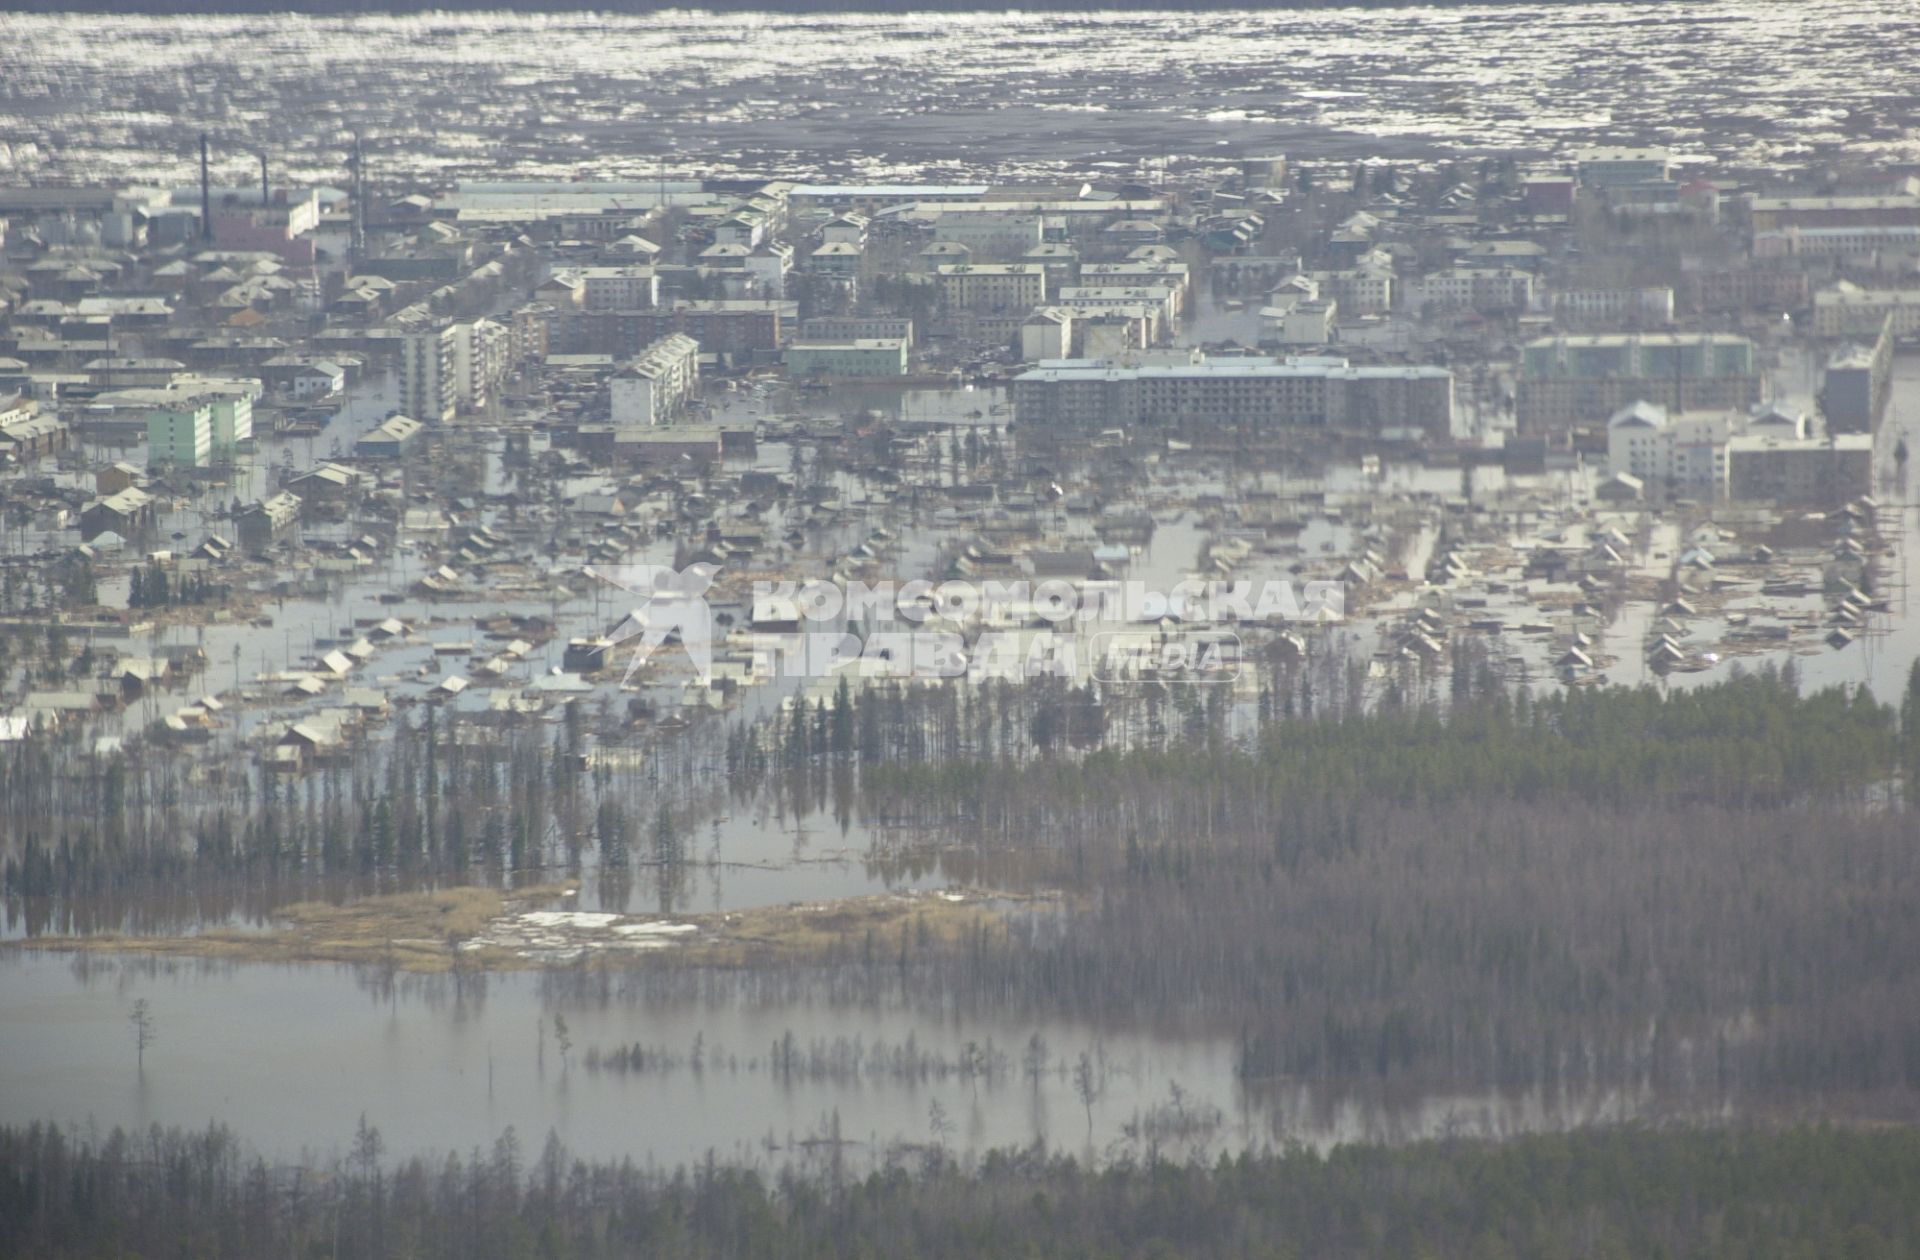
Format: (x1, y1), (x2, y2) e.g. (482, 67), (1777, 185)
(1605, 401), (1736, 498)
(1012, 352), (1453, 436)
(799, 316), (913, 347)
(1681, 266), (1809, 314)
(187, 377), (258, 458)
(819, 213), (868, 246)
(1310, 249), (1395, 315)
(555, 301), (788, 358)
(564, 266), (660, 310)
(1516, 333), (1762, 435)
(1409, 267), (1534, 315)
(1268, 299), (1337, 346)
(1550, 288), (1675, 325)
(399, 319), (509, 423)
(786, 338), (909, 378)
(144, 393), (213, 469)
(1725, 432), (1874, 504)
(1605, 399), (1871, 503)
(1748, 193), (1920, 233)
(933, 214), (1044, 262)
(744, 243), (793, 298)
(610, 333), (701, 427)
(1053, 286), (1178, 339)
(1811, 285), (1920, 338)
(1571, 146), (1672, 188)
(1820, 317), (1894, 434)
(937, 264), (1048, 313)
(1080, 261), (1189, 316)
(1021, 310), (1074, 362)
(1753, 225), (1920, 260)
(400, 325), (457, 424)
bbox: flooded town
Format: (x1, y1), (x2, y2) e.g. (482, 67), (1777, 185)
(4, 5), (1920, 1258)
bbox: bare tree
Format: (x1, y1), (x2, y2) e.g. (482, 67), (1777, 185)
(129, 1000), (155, 1073)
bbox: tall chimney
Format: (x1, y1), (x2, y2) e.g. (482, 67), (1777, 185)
(199, 133), (213, 242)
(349, 129), (367, 266)
(259, 152), (269, 205)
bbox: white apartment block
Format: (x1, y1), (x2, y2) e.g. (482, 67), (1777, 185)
(553, 266), (661, 310)
(400, 319), (510, 423)
(611, 333), (701, 427)
(1811, 285), (1920, 338)
(932, 213), (1044, 261)
(1754, 225), (1920, 260)
(1021, 309), (1073, 362)
(1054, 286), (1179, 337)
(1606, 401), (1734, 497)
(1080, 261), (1190, 315)
(1551, 287), (1675, 323)
(937, 264), (1048, 313)
(744, 243), (793, 298)
(1311, 249), (1396, 316)
(183, 376), (258, 457)
(1409, 267), (1534, 314)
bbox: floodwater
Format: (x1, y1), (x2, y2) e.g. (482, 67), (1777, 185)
(4, 4), (1920, 187)
(0, 948), (1676, 1169)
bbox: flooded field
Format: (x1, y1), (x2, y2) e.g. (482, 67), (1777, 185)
(0, 948), (1686, 1169)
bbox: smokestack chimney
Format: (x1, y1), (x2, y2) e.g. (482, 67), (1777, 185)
(199, 133), (212, 243)
(349, 129), (367, 267)
(259, 152), (269, 206)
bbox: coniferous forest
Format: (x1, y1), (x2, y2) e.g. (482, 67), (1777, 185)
(2, 1119), (1918, 1260)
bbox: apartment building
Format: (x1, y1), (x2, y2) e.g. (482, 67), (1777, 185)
(1605, 401), (1736, 498)
(610, 333), (701, 427)
(1516, 333), (1762, 435)
(1079, 261), (1191, 316)
(1012, 352), (1453, 436)
(1551, 287), (1675, 324)
(1571, 146), (1673, 188)
(1605, 399), (1869, 503)
(1726, 433), (1874, 504)
(786, 338), (910, 377)
(1409, 267), (1534, 315)
(1053, 286), (1179, 338)
(122, 376), (258, 468)
(799, 316), (913, 347)
(1681, 266), (1809, 314)
(1310, 249), (1395, 316)
(1811, 285), (1920, 338)
(144, 393), (213, 469)
(1748, 193), (1920, 233)
(400, 318), (510, 423)
(1820, 318), (1894, 434)
(555, 266), (660, 310)
(932, 213), (1044, 261)
(189, 377), (258, 458)
(1753, 225), (1920, 260)
(554, 301), (788, 358)
(937, 264), (1048, 313)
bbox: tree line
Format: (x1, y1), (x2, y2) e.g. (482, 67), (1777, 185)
(1, 1118), (1916, 1260)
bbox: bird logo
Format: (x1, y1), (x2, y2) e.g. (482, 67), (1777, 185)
(586, 562), (721, 684)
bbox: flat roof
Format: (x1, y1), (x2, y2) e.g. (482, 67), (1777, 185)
(1017, 359), (1450, 383)
(791, 184), (989, 197)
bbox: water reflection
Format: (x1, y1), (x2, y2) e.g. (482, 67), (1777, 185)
(1, 949), (1731, 1171)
